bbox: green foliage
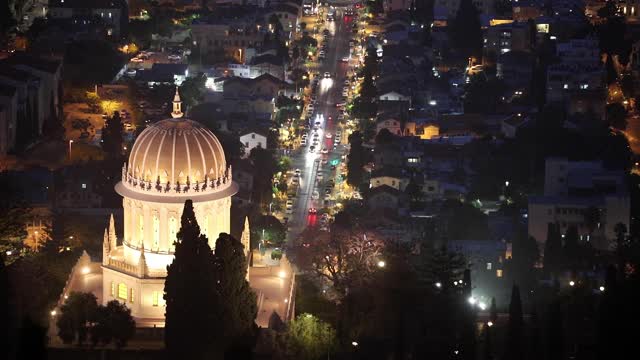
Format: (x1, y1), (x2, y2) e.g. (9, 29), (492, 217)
(285, 314), (336, 360)
(64, 40), (124, 85)
(179, 73), (207, 109)
(252, 215), (286, 248)
(543, 223), (563, 276)
(442, 200), (489, 240)
(450, 0), (483, 59)
(346, 131), (365, 188)
(213, 233), (257, 344)
(0, 255), (9, 358)
(91, 300), (136, 348)
(57, 292), (99, 345)
(271, 248), (283, 260)
(414, 245), (467, 292)
(510, 228), (539, 290)
(249, 148), (278, 207)
(290, 68), (310, 89)
(606, 102), (628, 130)
(41, 211), (71, 256)
(101, 111), (124, 158)
(464, 75), (505, 114)
(165, 200), (219, 359)
(505, 285), (524, 359)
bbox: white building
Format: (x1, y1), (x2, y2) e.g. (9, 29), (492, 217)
(547, 38), (604, 103)
(240, 131), (268, 157)
(528, 158), (630, 250)
(101, 90), (242, 326)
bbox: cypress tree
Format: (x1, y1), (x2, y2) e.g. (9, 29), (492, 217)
(505, 284), (524, 360)
(101, 111), (124, 158)
(0, 255), (10, 360)
(543, 223), (563, 276)
(450, 0), (483, 60)
(41, 210), (70, 255)
(563, 225), (580, 271)
(597, 265), (621, 360)
(459, 269), (476, 360)
(213, 233), (257, 351)
(483, 323), (492, 360)
(489, 297), (497, 324)
(547, 300), (564, 360)
(164, 200), (219, 359)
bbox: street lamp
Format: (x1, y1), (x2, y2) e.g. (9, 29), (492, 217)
(377, 260), (385, 268)
(487, 321), (494, 327)
(569, 280), (575, 287)
(351, 341), (358, 347)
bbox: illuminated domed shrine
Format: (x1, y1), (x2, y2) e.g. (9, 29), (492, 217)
(101, 89), (240, 326)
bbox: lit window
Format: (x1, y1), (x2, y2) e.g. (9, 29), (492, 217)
(82, 183), (87, 189)
(153, 214), (160, 249)
(487, 262), (492, 270)
(563, 84), (569, 89)
(111, 282), (115, 296)
(130, 288), (135, 303)
(152, 291), (159, 307)
(496, 269), (503, 278)
(118, 283), (127, 300)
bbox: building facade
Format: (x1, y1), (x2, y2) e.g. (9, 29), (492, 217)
(101, 91), (239, 325)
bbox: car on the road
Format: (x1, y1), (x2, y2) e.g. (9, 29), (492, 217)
(167, 54), (181, 61)
(321, 158), (328, 166)
(308, 207), (317, 214)
(301, 138), (307, 145)
(321, 148), (329, 154)
(324, 72), (331, 78)
(312, 190), (320, 200)
(286, 199), (293, 207)
(341, 56), (350, 62)
(314, 121), (321, 126)
(295, 168), (302, 176)
(324, 193), (331, 201)
(336, 130), (342, 136)
(323, 29), (330, 35)
(309, 145), (316, 153)
(313, 133), (319, 139)
(324, 188), (331, 195)
(317, 173), (324, 181)
(325, 133), (332, 138)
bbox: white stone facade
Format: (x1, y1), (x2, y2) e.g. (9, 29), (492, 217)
(101, 91), (237, 326)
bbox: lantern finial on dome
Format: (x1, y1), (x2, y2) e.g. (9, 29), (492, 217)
(171, 86), (183, 118)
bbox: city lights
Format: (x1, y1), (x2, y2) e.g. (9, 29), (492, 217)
(278, 270), (287, 278)
(435, 282), (442, 288)
(487, 321), (493, 327)
(569, 281), (575, 287)
(82, 266), (90, 275)
(377, 260), (386, 268)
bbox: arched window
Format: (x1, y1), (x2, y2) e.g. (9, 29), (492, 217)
(117, 283), (127, 300)
(153, 214), (160, 249)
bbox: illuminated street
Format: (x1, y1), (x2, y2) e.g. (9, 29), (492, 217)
(288, 6), (354, 237)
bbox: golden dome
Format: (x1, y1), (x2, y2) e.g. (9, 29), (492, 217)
(127, 118), (226, 185)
